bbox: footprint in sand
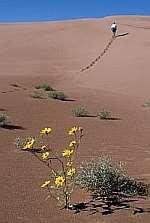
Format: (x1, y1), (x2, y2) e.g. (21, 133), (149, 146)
(81, 36), (118, 72)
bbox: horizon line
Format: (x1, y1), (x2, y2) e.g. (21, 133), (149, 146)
(0, 14), (149, 25)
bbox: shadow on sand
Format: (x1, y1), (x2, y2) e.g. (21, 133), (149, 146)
(116, 32), (129, 38)
(1, 124), (25, 130)
(68, 197), (150, 216)
(61, 99), (76, 102)
(100, 117), (121, 121)
(0, 108), (6, 111)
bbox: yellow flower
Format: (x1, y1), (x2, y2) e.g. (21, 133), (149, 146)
(41, 180), (50, 188)
(67, 168), (76, 177)
(42, 151), (49, 160)
(40, 127), (52, 136)
(62, 148), (74, 158)
(66, 160), (73, 167)
(55, 176), (65, 187)
(68, 126), (79, 135)
(69, 140), (77, 147)
(22, 138), (35, 150)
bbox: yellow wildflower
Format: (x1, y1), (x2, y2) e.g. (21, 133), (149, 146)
(68, 126), (79, 135)
(69, 140), (77, 147)
(66, 160), (73, 167)
(22, 138), (35, 150)
(40, 127), (52, 136)
(41, 180), (50, 188)
(67, 168), (76, 177)
(42, 151), (49, 160)
(62, 148), (74, 158)
(55, 176), (65, 187)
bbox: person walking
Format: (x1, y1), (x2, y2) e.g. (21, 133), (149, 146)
(111, 21), (117, 37)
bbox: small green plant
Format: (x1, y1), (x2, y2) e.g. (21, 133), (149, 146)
(35, 83), (55, 91)
(76, 157), (149, 202)
(0, 113), (9, 127)
(48, 91), (66, 101)
(97, 109), (112, 120)
(72, 105), (88, 117)
(30, 91), (45, 99)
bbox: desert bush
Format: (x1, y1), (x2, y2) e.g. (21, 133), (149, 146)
(48, 91), (66, 101)
(35, 83), (55, 91)
(76, 157), (149, 202)
(15, 126), (83, 208)
(97, 109), (112, 120)
(72, 105), (88, 117)
(30, 91), (45, 99)
(0, 113), (9, 127)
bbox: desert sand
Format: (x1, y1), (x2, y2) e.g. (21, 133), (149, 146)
(0, 16), (150, 222)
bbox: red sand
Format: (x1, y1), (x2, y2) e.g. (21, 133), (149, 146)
(0, 16), (150, 223)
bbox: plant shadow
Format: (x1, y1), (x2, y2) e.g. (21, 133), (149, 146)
(77, 115), (97, 118)
(10, 83), (21, 88)
(69, 197), (149, 216)
(62, 99), (76, 102)
(1, 124), (25, 130)
(101, 117), (121, 121)
(0, 108), (6, 111)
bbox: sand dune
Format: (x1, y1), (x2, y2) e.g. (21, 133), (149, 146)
(0, 16), (150, 223)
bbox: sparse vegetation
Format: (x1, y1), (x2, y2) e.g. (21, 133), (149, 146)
(15, 126), (149, 212)
(72, 105), (88, 117)
(76, 157), (149, 202)
(48, 91), (67, 101)
(30, 91), (45, 99)
(97, 109), (112, 120)
(0, 113), (9, 127)
(35, 83), (55, 91)
(34, 83), (68, 101)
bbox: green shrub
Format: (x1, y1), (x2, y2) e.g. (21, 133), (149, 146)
(97, 109), (112, 120)
(48, 91), (66, 101)
(35, 83), (55, 91)
(0, 113), (9, 127)
(30, 91), (45, 99)
(76, 157), (149, 201)
(72, 105), (88, 117)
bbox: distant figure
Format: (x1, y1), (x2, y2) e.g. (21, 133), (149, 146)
(111, 21), (117, 37)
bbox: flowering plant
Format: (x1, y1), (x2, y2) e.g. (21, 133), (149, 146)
(16, 126), (83, 208)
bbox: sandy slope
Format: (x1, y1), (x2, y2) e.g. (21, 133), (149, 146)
(0, 16), (150, 223)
